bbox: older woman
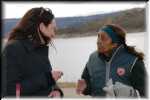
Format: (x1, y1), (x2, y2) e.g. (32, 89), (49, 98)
(76, 24), (147, 98)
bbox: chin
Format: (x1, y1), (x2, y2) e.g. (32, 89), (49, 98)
(97, 48), (102, 53)
(99, 50), (104, 54)
(98, 48), (107, 54)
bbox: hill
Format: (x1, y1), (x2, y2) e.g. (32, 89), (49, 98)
(2, 7), (146, 38)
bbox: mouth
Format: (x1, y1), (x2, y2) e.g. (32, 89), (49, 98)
(97, 44), (106, 52)
(97, 42), (104, 49)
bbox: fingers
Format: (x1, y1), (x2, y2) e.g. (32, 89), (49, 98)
(76, 89), (82, 95)
(78, 79), (87, 89)
(76, 79), (87, 95)
(51, 70), (63, 81)
(48, 92), (53, 97)
(48, 91), (61, 98)
(76, 87), (84, 95)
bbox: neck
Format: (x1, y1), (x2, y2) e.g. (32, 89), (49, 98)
(103, 45), (119, 57)
(103, 50), (113, 57)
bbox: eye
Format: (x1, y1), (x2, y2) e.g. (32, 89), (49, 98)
(100, 34), (105, 40)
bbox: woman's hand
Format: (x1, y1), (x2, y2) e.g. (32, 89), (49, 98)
(51, 70), (63, 81)
(76, 79), (87, 95)
(48, 90), (61, 98)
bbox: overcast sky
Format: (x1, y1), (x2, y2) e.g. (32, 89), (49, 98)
(2, 2), (146, 19)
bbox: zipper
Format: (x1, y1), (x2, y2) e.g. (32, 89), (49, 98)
(105, 61), (111, 84)
(105, 45), (123, 85)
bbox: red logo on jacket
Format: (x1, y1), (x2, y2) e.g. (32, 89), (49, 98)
(117, 67), (125, 76)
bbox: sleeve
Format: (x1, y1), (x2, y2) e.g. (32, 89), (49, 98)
(2, 44), (56, 96)
(51, 84), (64, 97)
(81, 63), (92, 95)
(2, 44), (22, 96)
(129, 59), (147, 98)
(20, 71), (56, 95)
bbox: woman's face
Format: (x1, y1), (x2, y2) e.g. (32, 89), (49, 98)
(97, 31), (117, 54)
(40, 19), (57, 41)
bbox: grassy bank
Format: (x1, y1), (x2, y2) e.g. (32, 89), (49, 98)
(58, 82), (76, 88)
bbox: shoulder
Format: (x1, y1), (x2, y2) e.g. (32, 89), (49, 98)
(131, 58), (146, 73)
(89, 50), (99, 59)
(134, 59), (145, 69)
(87, 50), (101, 64)
(3, 39), (25, 54)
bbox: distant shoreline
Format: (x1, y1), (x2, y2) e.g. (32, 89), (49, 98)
(55, 31), (146, 39)
(2, 31), (145, 41)
(58, 82), (76, 88)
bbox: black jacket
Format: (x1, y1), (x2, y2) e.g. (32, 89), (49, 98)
(2, 39), (63, 97)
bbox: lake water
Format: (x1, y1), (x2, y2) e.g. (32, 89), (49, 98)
(49, 32), (147, 82)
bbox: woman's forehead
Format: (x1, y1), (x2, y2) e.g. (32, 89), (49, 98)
(98, 31), (108, 36)
(98, 31), (112, 40)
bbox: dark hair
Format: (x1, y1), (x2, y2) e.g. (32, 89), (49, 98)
(7, 7), (54, 45)
(104, 24), (144, 60)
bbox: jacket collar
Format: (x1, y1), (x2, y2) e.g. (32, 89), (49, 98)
(21, 39), (49, 52)
(99, 44), (125, 62)
(109, 44), (124, 63)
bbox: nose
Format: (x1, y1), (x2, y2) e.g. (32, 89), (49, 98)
(51, 32), (55, 38)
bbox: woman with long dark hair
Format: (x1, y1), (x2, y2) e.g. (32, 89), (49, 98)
(76, 24), (147, 98)
(2, 7), (63, 98)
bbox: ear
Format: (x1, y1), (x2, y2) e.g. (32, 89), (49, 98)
(39, 22), (46, 33)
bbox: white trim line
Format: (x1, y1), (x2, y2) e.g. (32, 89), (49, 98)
(105, 45), (123, 83)
(130, 57), (138, 72)
(109, 44), (124, 63)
